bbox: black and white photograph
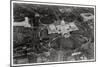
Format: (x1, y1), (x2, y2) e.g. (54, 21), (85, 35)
(11, 1), (96, 66)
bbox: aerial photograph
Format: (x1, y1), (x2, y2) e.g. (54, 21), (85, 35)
(11, 1), (95, 66)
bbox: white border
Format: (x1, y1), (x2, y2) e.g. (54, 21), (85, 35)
(11, 1), (96, 66)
